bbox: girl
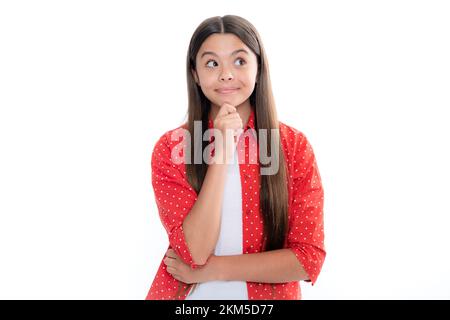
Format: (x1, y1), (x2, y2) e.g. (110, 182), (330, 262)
(146, 15), (325, 300)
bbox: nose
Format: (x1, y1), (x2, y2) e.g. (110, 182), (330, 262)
(220, 74), (233, 81)
(220, 67), (234, 81)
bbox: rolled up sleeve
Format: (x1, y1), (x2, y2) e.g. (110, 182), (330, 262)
(151, 132), (201, 269)
(287, 133), (326, 285)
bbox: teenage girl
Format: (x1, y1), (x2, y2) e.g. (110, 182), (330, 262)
(146, 15), (325, 300)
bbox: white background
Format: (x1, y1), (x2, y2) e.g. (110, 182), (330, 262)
(1, 1), (449, 299)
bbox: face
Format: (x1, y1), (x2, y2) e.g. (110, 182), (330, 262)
(192, 33), (259, 109)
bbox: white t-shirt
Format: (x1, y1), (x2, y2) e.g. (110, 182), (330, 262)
(185, 147), (249, 300)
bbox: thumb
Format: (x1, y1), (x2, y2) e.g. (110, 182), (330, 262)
(218, 103), (236, 116)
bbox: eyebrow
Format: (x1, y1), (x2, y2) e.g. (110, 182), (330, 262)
(200, 49), (249, 59)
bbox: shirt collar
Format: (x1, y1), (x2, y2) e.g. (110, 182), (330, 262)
(207, 107), (256, 131)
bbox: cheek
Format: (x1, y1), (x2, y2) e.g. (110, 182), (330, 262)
(243, 68), (258, 83)
(244, 74), (257, 85)
(196, 71), (214, 87)
(240, 76), (257, 93)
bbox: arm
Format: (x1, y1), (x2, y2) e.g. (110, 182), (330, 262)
(152, 130), (230, 268)
(209, 249), (310, 283)
(151, 132), (200, 268)
(286, 132), (326, 285)
(182, 161), (228, 265)
(202, 131), (326, 285)
(181, 104), (240, 265)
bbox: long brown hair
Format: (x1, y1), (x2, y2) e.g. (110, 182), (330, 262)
(177, 15), (289, 299)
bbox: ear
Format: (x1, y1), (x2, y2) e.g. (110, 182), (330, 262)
(191, 69), (199, 84)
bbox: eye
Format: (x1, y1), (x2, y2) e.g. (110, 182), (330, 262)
(205, 60), (218, 68)
(235, 58), (246, 66)
(205, 58), (247, 68)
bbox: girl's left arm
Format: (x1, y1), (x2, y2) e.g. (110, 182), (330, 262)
(210, 132), (326, 285)
(164, 247), (309, 284)
(208, 249), (310, 283)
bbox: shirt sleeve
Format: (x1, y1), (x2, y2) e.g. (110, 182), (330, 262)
(287, 132), (326, 285)
(151, 132), (201, 269)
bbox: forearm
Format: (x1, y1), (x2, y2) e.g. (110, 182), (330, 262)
(182, 161), (227, 265)
(210, 249), (310, 283)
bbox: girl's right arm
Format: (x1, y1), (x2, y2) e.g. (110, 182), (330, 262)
(182, 103), (243, 265)
(182, 161), (227, 265)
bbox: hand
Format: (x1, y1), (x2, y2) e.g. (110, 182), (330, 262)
(163, 248), (219, 284)
(213, 103), (243, 135)
(212, 103), (243, 164)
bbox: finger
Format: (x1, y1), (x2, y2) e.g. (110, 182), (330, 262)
(220, 113), (241, 121)
(166, 267), (179, 278)
(166, 266), (176, 274)
(166, 249), (177, 258)
(222, 103), (236, 112)
(172, 274), (183, 282)
(164, 257), (175, 266)
(218, 103), (236, 116)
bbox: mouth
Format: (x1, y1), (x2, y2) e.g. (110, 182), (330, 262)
(216, 88), (240, 94)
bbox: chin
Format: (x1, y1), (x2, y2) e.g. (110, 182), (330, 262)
(220, 96), (245, 106)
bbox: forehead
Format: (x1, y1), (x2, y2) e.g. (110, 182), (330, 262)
(197, 33), (252, 59)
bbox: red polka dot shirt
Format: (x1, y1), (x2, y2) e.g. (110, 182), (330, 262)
(146, 108), (325, 300)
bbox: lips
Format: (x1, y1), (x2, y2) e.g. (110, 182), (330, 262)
(216, 88), (240, 94)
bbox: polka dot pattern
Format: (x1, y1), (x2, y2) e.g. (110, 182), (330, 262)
(145, 109), (326, 300)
